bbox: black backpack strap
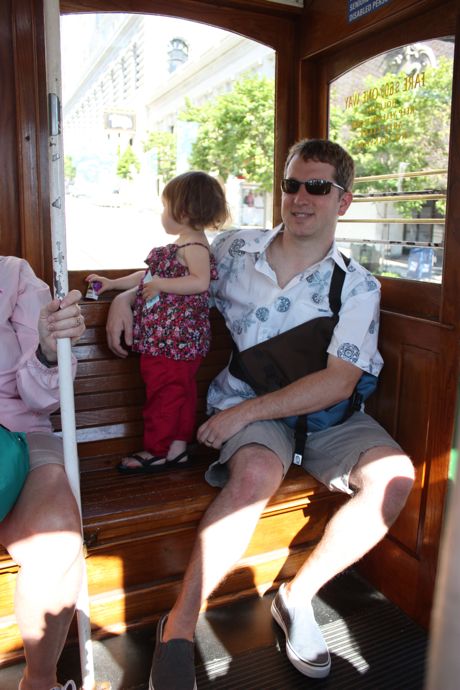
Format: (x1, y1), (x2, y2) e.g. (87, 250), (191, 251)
(329, 254), (349, 315)
(294, 254), (350, 465)
(293, 416), (308, 466)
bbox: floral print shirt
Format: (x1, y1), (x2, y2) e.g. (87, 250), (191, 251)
(207, 225), (383, 412)
(133, 243), (218, 361)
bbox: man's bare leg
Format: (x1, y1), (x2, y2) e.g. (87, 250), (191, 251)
(163, 444), (284, 641)
(269, 446), (414, 679)
(285, 446), (415, 604)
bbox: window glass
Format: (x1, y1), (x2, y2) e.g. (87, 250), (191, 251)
(329, 39), (454, 282)
(61, 14), (275, 269)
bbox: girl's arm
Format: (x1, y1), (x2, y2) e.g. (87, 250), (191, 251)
(142, 244), (211, 300)
(86, 270), (145, 294)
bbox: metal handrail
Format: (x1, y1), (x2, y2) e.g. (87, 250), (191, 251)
(339, 218), (445, 225)
(336, 238), (443, 248)
(354, 168), (447, 183)
(353, 192), (445, 202)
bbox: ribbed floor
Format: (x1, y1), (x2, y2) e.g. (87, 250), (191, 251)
(0, 570), (427, 689)
(196, 604), (427, 689)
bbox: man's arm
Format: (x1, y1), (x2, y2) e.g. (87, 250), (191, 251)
(106, 287), (137, 358)
(197, 354), (362, 447)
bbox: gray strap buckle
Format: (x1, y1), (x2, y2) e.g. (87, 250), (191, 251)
(293, 452), (303, 466)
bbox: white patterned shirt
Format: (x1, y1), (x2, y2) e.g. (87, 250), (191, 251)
(207, 225), (383, 413)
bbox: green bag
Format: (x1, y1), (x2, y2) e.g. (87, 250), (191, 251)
(0, 424), (30, 521)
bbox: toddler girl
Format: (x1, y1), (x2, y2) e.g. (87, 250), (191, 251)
(86, 171), (228, 473)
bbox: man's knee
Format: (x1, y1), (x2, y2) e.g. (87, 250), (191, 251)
(352, 447), (415, 525)
(227, 444), (284, 503)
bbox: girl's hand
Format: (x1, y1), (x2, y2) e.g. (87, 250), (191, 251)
(142, 279), (160, 302)
(85, 273), (112, 295)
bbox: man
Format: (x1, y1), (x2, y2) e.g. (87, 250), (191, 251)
(107, 139), (414, 690)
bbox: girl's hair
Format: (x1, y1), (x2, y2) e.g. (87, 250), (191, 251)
(162, 171), (229, 231)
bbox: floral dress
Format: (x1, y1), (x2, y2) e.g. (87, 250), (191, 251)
(132, 243), (218, 361)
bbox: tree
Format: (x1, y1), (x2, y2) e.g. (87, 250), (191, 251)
(116, 144), (140, 180)
(329, 56), (453, 215)
(180, 72), (274, 191)
(143, 131), (177, 183)
(64, 154), (76, 183)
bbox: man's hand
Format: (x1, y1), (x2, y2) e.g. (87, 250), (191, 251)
(106, 288), (136, 358)
(197, 404), (251, 449)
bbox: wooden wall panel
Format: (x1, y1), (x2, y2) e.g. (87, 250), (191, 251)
(0, 0), (51, 279)
(0, 0), (20, 258)
(361, 312), (456, 625)
(299, 0), (452, 59)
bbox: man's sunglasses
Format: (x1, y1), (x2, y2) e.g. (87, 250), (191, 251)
(281, 178), (345, 195)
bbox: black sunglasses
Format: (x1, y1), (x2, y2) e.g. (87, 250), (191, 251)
(281, 178), (345, 195)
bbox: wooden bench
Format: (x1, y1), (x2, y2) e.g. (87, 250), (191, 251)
(0, 287), (347, 665)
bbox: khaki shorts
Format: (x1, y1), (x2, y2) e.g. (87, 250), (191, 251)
(205, 411), (404, 495)
(26, 432), (65, 471)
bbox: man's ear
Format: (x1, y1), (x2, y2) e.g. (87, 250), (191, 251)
(338, 191), (353, 216)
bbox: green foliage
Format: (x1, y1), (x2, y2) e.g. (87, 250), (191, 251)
(64, 155), (76, 182)
(329, 56), (453, 216)
(379, 271), (401, 278)
(116, 145), (140, 180)
(179, 72), (275, 191)
(143, 130), (177, 182)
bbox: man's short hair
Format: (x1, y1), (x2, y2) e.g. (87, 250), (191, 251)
(284, 139), (355, 192)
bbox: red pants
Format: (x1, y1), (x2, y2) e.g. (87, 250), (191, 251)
(140, 354), (203, 457)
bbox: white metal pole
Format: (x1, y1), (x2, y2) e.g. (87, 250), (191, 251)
(43, 2), (95, 688)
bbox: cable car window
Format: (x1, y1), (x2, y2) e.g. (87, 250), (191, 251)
(328, 38), (454, 283)
(61, 13), (275, 270)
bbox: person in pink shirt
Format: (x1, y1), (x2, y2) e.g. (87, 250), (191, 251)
(0, 256), (86, 690)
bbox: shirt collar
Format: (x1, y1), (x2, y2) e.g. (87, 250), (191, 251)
(242, 225), (349, 270)
(238, 224), (284, 254)
(328, 242), (350, 271)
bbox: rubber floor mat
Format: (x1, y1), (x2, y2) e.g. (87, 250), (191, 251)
(195, 603), (427, 689)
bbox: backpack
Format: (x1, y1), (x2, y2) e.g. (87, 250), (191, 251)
(228, 256), (378, 464)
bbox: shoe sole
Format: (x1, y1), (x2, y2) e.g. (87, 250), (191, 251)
(271, 597), (331, 679)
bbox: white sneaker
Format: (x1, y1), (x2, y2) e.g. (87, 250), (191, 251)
(271, 583), (331, 678)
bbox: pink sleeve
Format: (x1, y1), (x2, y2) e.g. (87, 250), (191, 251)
(13, 261), (77, 414)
